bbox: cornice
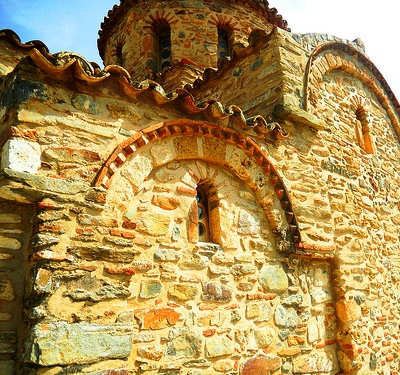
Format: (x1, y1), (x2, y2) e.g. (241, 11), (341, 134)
(0, 29), (287, 141)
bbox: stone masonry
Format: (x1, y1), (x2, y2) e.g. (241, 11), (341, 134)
(0, 1), (399, 374)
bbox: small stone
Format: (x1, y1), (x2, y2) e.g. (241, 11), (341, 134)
(282, 294), (303, 306)
(135, 212), (170, 236)
(231, 263), (257, 276)
(212, 252), (234, 266)
(209, 263), (230, 275)
(205, 335), (234, 358)
(0, 236), (21, 250)
(231, 309), (241, 323)
(34, 268), (52, 295)
(238, 209), (260, 235)
(293, 351), (337, 373)
(135, 308), (180, 330)
(116, 310), (134, 323)
(259, 265), (288, 294)
(132, 332), (156, 343)
(202, 282), (232, 303)
(0, 279), (15, 301)
(274, 305), (299, 328)
(152, 195), (180, 210)
(310, 288), (330, 304)
(63, 275), (130, 302)
(242, 356), (282, 375)
(214, 359), (234, 372)
(279, 329), (290, 341)
(171, 225), (180, 241)
(166, 328), (203, 359)
(336, 300), (361, 323)
(140, 280), (162, 299)
(168, 284), (198, 301)
(154, 248), (180, 262)
(246, 301), (272, 321)
(254, 327), (276, 348)
(307, 317), (319, 343)
(238, 282), (253, 291)
(180, 253), (209, 270)
(32, 233), (59, 249)
(137, 345), (163, 360)
(183, 359), (211, 368)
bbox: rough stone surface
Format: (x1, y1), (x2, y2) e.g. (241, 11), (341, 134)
(140, 280), (162, 299)
(259, 265), (288, 294)
(205, 335), (234, 358)
(168, 283), (198, 301)
(242, 356), (282, 375)
(2, 2), (399, 374)
(166, 328), (203, 359)
(25, 322), (133, 365)
(135, 308), (180, 330)
(274, 305), (299, 328)
(1, 138), (41, 173)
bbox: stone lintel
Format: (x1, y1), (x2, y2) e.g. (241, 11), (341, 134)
(274, 96), (327, 130)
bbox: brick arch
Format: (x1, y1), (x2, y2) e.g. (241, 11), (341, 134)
(94, 119), (301, 244)
(304, 42), (400, 135)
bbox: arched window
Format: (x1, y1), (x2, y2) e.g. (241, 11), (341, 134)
(188, 182), (221, 244)
(196, 185), (210, 242)
(115, 44), (123, 66)
(355, 107), (376, 154)
(217, 25), (232, 63)
(153, 20), (171, 73)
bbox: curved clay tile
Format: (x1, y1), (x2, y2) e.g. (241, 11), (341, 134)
(0, 29), (51, 57)
(0, 29), (287, 141)
(97, 0), (290, 60)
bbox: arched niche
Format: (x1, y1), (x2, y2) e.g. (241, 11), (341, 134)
(92, 121), (340, 374)
(304, 42), (400, 135)
(94, 120), (300, 244)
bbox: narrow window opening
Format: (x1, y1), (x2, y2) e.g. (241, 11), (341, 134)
(115, 44), (123, 66)
(355, 107), (376, 155)
(217, 25), (232, 63)
(153, 20), (171, 73)
(196, 186), (210, 243)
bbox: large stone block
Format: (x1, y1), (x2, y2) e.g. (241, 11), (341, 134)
(242, 356), (282, 375)
(205, 335), (234, 358)
(135, 212), (171, 236)
(166, 328), (203, 359)
(293, 351), (337, 373)
(1, 138), (41, 173)
(259, 264), (288, 294)
(25, 322), (133, 366)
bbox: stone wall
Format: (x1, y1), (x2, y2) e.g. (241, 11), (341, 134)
(0, 8), (400, 374)
(0, 202), (33, 375)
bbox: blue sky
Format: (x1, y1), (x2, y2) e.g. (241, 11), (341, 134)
(0, 0), (399, 99)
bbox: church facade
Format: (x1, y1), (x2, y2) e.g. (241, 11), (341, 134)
(0, 1), (399, 374)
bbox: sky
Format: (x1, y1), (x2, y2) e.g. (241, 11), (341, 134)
(0, 0), (399, 99)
